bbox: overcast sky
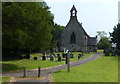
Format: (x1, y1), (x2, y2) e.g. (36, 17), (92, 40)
(45, 0), (119, 37)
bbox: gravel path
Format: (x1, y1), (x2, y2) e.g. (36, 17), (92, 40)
(2, 52), (103, 83)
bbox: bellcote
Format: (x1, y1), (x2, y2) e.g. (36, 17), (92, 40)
(70, 5), (77, 18)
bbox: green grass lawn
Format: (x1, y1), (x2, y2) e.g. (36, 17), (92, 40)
(0, 77), (11, 84)
(1, 52), (93, 72)
(52, 55), (118, 82)
(97, 49), (104, 52)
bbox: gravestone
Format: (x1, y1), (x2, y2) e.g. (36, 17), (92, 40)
(70, 54), (74, 58)
(57, 54), (60, 57)
(50, 56), (54, 61)
(62, 53), (66, 58)
(57, 56), (61, 61)
(25, 54), (30, 59)
(111, 50), (116, 56)
(104, 50), (110, 56)
(34, 57), (37, 60)
(78, 54), (82, 60)
(23, 56), (26, 59)
(42, 56), (46, 61)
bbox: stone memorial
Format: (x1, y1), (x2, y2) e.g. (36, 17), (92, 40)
(70, 54), (74, 58)
(111, 50), (116, 56)
(62, 53), (66, 58)
(50, 56), (54, 61)
(25, 54), (30, 59)
(104, 50), (110, 56)
(34, 57), (37, 60)
(57, 56), (61, 62)
(78, 54), (82, 60)
(42, 55), (46, 61)
(57, 54), (60, 57)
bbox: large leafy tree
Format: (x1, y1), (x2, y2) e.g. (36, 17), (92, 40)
(51, 23), (64, 51)
(2, 2), (54, 59)
(97, 31), (111, 49)
(97, 37), (111, 49)
(111, 23), (120, 49)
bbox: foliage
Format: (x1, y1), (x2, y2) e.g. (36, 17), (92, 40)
(2, 2), (54, 59)
(52, 55), (118, 82)
(97, 37), (111, 49)
(1, 77), (11, 83)
(52, 23), (64, 41)
(97, 31), (107, 38)
(96, 31), (111, 49)
(111, 23), (120, 49)
(51, 23), (64, 50)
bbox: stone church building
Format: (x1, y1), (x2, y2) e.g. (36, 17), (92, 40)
(60, 5), (97, 52)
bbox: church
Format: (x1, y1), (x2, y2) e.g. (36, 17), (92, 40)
(60, 5), (97, 52)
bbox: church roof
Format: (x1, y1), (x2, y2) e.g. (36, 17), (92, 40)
(64, 5), (96, 42)
(70, 5), (77, 12)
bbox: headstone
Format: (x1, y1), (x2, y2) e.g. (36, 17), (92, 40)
(111, 50), (116, 56)
(78, 54), (82, 60)
(57, 56), (61, 61)
(62, 53), (66, 58)
(42, 56), (46, 61)
(50, 56), (54, 61)
(104, 50), (110, 56)
(70, 54), (74, 58)
(57, 54), (60, 57)
(25, 54), (30, 59)
(23, 56), (26, 59)
(34, 57), (37, 60)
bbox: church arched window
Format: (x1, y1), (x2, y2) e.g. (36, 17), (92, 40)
(72, 10), (75, 16)
(70, 32), (76, 43)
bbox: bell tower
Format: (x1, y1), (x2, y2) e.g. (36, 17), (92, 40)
(70, 5), (77, 18)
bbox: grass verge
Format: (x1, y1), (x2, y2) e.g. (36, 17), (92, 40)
(0, 77), (11, 84)
(52, 55), (118, 82)
(1, 52), (93, 72)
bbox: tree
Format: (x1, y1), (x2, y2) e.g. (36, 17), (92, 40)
(2, 2), (54, 60)
(51, 23), (64, 51)
(97, 37), (111, 49)
(96, 31), (111, 49)
(111, 23), (120, 49)
(97, 31), (107, 42)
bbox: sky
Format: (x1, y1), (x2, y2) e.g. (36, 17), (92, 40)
(118, 1), (120, 23)
(45, 0), (119, 37)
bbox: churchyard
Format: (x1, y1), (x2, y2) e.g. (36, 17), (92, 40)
(1, 52), (93, 72)
(1, 1), (119, 83)
(1, 50), (119, 83)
